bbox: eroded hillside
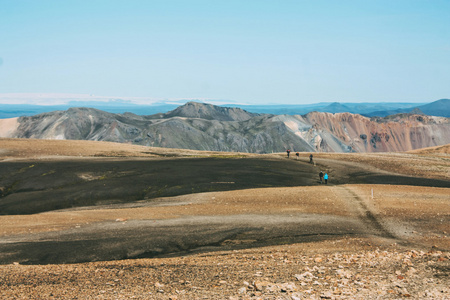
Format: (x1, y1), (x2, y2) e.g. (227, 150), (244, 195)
(0, 102), (449, 153)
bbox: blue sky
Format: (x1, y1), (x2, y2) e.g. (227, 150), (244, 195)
(1, 0), (449, 104)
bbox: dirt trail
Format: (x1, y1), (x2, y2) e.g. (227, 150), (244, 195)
(2, 183), (447, 265)
(331, 186), (397, 240)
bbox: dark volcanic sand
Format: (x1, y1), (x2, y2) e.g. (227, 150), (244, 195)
(0, 157), (319, 215)
(1, 156), (448, 215)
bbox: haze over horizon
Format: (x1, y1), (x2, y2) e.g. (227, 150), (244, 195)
(1, 1), (449, 105)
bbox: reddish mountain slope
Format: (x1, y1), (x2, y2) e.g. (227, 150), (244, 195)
(0, 103), (449, 153)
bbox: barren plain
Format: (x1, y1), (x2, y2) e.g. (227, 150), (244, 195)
(0, 138), (449, 299)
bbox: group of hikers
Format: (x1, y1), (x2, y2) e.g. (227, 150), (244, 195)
(319, 170), (328, 184)
(286, 149), (307, 161)
(286, 149), (314, 162)
(286, 149), (329, 184)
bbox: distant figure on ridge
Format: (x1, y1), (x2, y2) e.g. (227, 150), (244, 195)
(296, 152), (299, 160)
(309, 154), (313, 163)
(286, 149), (291, 158)
(324, 172), (328, 184)
(319, 171), (324, 183)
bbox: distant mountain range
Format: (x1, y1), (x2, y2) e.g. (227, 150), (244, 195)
(227, 99), (450, 117)
(0, 103), (179, 119)
(1, 101), (449, 153)
(0, 99), (449, 119)
(365, 99), (450, 117)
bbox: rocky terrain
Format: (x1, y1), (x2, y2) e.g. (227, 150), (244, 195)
(0, 139), (449, 299)
(1, 240), (449, 299)
(1, 102), (449, 154)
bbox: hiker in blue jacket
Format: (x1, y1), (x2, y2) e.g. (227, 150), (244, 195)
(324, 173), (329, 184)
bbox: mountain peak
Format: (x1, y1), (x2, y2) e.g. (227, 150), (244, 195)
(416, 99), (450, 117)
(164, 101), (259, 121)
(322, 102), (352, 113)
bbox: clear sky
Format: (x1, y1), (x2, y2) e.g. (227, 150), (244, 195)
(1, 0), (449, 104)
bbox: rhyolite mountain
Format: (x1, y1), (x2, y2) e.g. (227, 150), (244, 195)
(1, 101), (449, 153)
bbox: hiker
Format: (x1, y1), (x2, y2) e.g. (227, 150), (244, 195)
(286, 149), (291, 158)
(319, 171), (324, 183)
(309, 154), (313, 163)
(296, 152), (299, 160)
(324, 172), (328, 184)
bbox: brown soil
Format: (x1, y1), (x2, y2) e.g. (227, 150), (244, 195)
(0, 139), (449, 299)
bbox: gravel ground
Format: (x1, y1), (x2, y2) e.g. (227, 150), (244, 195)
(1, 239), (449, 299)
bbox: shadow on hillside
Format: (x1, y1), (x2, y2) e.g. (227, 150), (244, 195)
(0, 157), (318, 215)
